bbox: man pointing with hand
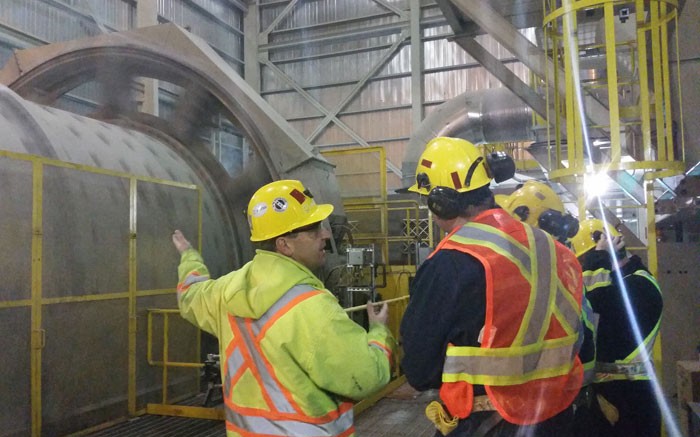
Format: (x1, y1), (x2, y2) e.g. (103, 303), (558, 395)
(172, 179), (395, 437)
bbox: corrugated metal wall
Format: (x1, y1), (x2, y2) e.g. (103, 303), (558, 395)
(0, 0), (247, 175)
(158, 0), (244, 72)
(0, 0), (537, 192)
(258, 0), (533, 191)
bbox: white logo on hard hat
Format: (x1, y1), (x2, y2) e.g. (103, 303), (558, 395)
(251, 202), (268, 217)
(272, 197), (288, 212)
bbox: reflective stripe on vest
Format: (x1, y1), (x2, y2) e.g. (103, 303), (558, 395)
(223, 284), (354, 436)
(596, 269), (662, 381)
(442, 223), (580, 386)
(226, 408), (354, 437)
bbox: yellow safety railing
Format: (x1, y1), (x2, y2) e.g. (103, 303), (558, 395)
(145, 308), (223, 419)
(144, 294), (411, 419)
(0, 149), (201, 436)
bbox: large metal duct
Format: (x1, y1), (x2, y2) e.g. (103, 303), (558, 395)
(0, 24), (344, 436)
(402, 87), (534, 188)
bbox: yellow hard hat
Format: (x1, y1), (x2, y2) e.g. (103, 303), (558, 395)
(408, 137), (492, 195)
(247, 180), (333, 242)
(502, 181), (565, 228)
(494, 194), (510, 208)
(570, 218), (621, 257)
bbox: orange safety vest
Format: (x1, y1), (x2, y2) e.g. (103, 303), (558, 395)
(223, 284), (355, 437)
(435, 209), (583, 425)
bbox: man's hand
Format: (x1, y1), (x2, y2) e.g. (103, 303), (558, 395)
(595, 233), (625, 253)
(172, 230), (192, 254)
(367, 301), (389, 325)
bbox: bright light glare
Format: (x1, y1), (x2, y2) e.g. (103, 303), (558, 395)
(584, 173), (609, 197)
(563, 4), (681, 433)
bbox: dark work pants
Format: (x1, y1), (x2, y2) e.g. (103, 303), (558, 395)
(572, 385), (603, 437)
(592, 380), (661, 437)
(432, 405), (574, 437)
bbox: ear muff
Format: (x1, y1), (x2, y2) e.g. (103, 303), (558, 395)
(561, 214), (580, 239)
(485, 152), (516, 183)
(538, 210), (580, 243)
(538, 210), (564, 239)
(512, 205), (530, 222)
(427, 186), (462, 220)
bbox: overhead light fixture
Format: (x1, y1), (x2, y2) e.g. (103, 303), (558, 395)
(585, 172), (610, 198)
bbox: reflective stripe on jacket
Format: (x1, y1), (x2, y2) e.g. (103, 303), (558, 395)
(223, 284), (354, 436)
(176, 249), (394, 437)
(434, 209), (584, 425)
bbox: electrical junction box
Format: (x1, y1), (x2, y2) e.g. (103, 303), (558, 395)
(346, 246), (374, 266)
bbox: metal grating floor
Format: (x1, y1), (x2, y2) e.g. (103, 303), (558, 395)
(84, 414), (226, 437)
(354, 383), (438, 437)
(81, 383), (438, 437)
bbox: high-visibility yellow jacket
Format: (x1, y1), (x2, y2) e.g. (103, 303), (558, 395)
(177, 248), (395, 437)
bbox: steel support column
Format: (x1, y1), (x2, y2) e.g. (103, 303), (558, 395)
(244, 2), (261, 92)
(410, 0), (424, 130)
(136, 0), (159, 116)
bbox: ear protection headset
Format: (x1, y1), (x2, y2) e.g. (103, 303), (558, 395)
(423, 152), (516, 220)
(512, 205), (530, 222)
(538, 210), (580, 243)
(427, 186), (463, 220)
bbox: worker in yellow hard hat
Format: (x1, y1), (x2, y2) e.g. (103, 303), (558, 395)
(501, 180), (579, 244)
(501, 181), (598, 436)
(572, 219), (663, 437)
(400, 137), (585, 436)
(171, 179), (395, 436)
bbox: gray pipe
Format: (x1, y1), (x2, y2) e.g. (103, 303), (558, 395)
(402, 87), (534, 188)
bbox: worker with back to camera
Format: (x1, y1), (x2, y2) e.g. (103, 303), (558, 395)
(171, 179), (395, 437)
(571, 219), (663, 437)
(502, 180), (599, 436)
(400, 137), (585, 436)
(501, 180), (580, 246)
